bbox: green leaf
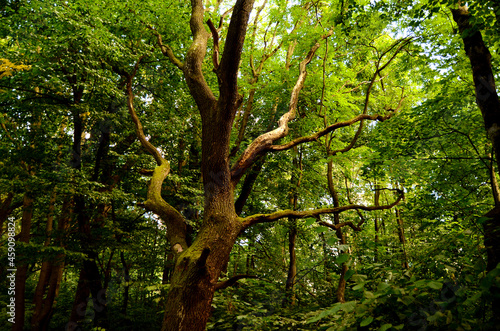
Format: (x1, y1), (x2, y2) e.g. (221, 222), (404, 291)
(427, 281), (443, 290)
(345, 269), (356, 281)
(427, 311), (444, 322)
(377, 282), (390, 292)
(327, 236), (339, 245)
(340, 301), (357, 312)
(335, 253), (349, 265)
(360, 316), (373, 327)
(353, 283), (365, 291)
(314, 226), (329, 233)
(305, 218), (316, 226)
(379, 324), (393, 331)
(352, 274), (367, 284)
(364, 291), (375, 299)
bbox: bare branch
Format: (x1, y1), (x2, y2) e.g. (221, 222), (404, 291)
(231, 31), (333, 185)
(239, 189), (403, 229)
(129, 6), (185, 71)
(269, 110), (399, 152)
(125, 59), (164, 166)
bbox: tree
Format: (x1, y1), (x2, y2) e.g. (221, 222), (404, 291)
(451, 4), (500, 323)
(119, 1), (406, 329)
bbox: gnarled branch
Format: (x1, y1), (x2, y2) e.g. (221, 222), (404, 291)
(269, 109), (400, 153)
(184, 0), (217, 114)
(239, 189), (403, 229)
(231, 31), (333, 185)
(124, 61), (188, 253)
(152, 29), (184, 70)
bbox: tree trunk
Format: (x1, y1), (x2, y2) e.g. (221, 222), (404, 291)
(395, 207), (409, 269)
(161, 217), (242, 331)
(120, 252), (130, 316)
(327, 160), (348, 303)
(69, 250), (108, 329)
(490, 154), (500, 205)
(68, 197), (108, 329)
(31, 198), (71, 331)
(284, 220), (298, 306)
(452, 6), (500, 324)
(374, 183), (380, 263)
(284, 150), (302, 306)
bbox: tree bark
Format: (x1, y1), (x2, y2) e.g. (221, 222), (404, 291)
(452, 6), (500, 325)
(284, 150), (302, 306)
(374, 183), (380, 263)
(120, 252), (130, 316)
(31, 198), (71, 331)
(327, 161), (348, 303)
(284, 221), (297, 306)
(395, 207), (409, 269)
(159, 2), (255, 329)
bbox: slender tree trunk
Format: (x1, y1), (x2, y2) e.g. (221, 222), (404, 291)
(374, 183), (380, 263)
(31, 198), (71, 331)
(395, 207), (409, 269)
(490, 154), (500, 205)
(284, 220), (298, 306)
(284, 150), (302, 306)
(120, 252), (130, 316)
(326, 160), (348, 303)
(69, 250), (108, 328)
(246, 239), (254, 274)
(13, 194), (33, 331)
(68, 199), (108, 329)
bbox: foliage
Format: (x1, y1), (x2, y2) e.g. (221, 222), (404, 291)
(0, 0), (499, 330)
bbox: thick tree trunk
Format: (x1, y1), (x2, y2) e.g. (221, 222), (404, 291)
(161, 216), (242, 331)
(452, 7), (500, 325)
